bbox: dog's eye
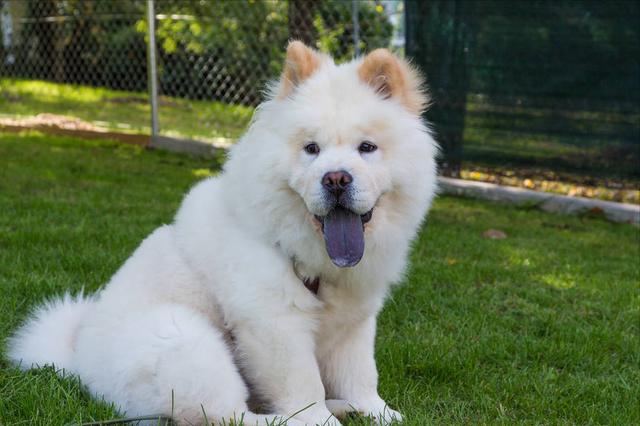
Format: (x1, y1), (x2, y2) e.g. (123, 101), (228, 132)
(358, 141), (377, 153)
(304, 142), (320, 155)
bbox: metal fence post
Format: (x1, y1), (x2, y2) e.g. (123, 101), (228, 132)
(352, 0), (360, 57)
(146, 0), (159, 142)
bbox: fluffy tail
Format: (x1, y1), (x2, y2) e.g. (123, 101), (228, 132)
(7, 292), (95, 372)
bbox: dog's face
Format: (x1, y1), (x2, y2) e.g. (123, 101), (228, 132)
(262, 42), (431, 268)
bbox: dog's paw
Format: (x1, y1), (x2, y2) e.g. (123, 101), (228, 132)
(290, 406), (343, 426)
(367, 406), (402, 425)
(325, 399), (355, 418)
(325, 398), (402, 425)
(278, 419), (308, 426)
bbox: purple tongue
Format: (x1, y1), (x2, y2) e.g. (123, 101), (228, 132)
(322, 206), (365, 267)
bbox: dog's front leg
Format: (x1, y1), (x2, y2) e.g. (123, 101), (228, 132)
(232, 313), (341, 426)
(319, 316), (402, 424)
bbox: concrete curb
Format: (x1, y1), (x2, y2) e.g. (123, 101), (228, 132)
(151, 135), (221, 157)
(438, 177), (640, 225)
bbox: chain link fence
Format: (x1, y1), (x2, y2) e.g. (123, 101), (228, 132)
(1, 0), (638, 203)
(0, 0), (403, 143)
(406, 0), (639, 201)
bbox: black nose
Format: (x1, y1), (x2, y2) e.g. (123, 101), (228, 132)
(322, 170), (353, 196)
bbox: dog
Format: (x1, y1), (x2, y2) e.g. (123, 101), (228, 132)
(8, 41), (438, 425)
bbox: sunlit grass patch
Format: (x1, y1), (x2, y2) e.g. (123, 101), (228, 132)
(0, 78), (253, 140)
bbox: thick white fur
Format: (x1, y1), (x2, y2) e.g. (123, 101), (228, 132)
(8, 48), (438, 426)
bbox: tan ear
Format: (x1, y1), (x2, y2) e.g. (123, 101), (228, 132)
(279, 41), (323, 98)
(358, 49), (428, 115)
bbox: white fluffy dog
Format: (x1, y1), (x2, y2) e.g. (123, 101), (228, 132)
(8, 42), (438, 425)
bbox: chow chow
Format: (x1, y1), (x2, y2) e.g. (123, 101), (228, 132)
(8, 41), (438, 425)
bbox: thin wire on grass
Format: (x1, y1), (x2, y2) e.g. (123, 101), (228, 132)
(65, 388), (175, 425)
(201, 403), (209, 425)
(285, 402), (315, 425)
(66, 413), (173, 426)
(62, 393), (311, 426)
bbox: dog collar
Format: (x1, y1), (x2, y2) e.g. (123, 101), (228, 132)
(292, 258), (320, 295)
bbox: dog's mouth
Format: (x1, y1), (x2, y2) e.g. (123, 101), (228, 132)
(314, 207), (373, 268)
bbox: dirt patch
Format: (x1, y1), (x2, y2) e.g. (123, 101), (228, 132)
(0, 113), (105, 132)
(0, 114), (149, 146)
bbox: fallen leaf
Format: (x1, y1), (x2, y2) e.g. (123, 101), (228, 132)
(483, 229), (507, 239)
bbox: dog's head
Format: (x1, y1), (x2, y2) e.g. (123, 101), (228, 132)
(244, 42), (435, 268)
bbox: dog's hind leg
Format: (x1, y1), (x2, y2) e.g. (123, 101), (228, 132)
(71, 304), (297, 425)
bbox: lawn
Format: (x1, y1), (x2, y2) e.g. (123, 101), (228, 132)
(0, 131), (638, 425)
(0, 78), (254, 141)
(2, 78), (638, 204)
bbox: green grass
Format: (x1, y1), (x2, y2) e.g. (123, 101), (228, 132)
(0, 131), (638, 425)
(0, 78), (253, 140)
